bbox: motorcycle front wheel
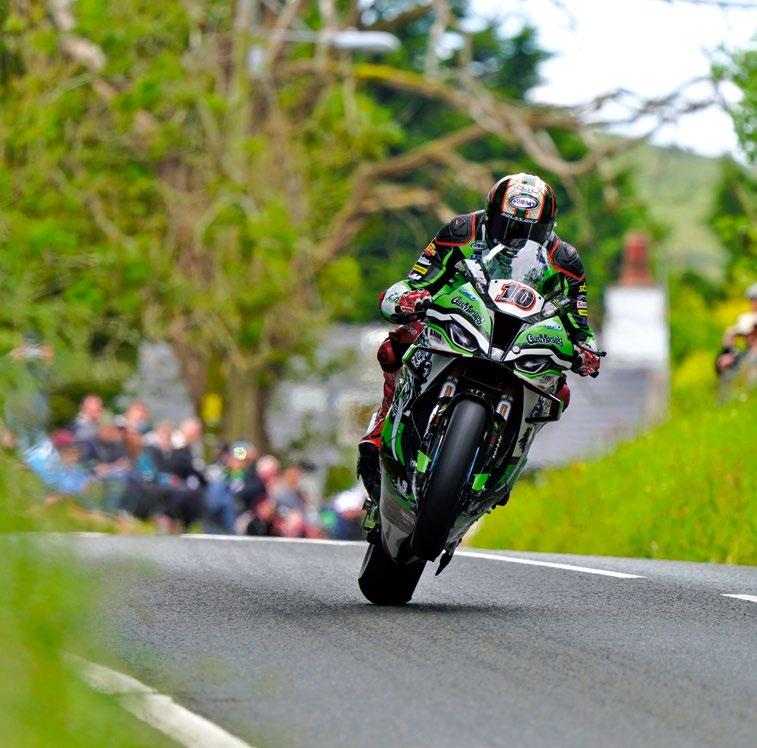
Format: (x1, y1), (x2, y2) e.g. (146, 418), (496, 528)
(358, 542), (426, 605)
(411, 397), (487, 561)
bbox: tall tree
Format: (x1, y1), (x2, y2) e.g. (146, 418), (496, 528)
(1, 0), (672, 446)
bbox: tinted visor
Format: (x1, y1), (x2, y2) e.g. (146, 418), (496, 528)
(489, 214), (551, 247)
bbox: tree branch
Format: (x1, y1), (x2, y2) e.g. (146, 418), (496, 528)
(264, 0), (306, 69)
(362, 2), (434, 31)
(425, 0), (450, 79)
(314, 124), (489, 267)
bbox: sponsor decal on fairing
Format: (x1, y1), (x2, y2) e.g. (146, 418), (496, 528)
(450, 296), (484, 326)
(526, 333), (564, 347)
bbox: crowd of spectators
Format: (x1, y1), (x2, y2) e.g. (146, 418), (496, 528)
(11, 388), (363, 538)
(2, 334), (367, 538)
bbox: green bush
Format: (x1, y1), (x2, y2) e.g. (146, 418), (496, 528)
(471, 394), (756, 564)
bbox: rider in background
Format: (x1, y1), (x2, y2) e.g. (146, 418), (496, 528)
(357, 173), (602, 501)
(716, 283), (757, 396)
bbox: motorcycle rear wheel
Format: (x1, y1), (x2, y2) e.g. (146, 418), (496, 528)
(358, 542), (426, 605)
(411, 397), (487, 561)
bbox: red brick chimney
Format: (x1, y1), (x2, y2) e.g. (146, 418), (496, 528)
(618, 233), (654, 286)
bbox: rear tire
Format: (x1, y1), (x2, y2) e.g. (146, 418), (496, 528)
(358, 542), (426, 605)
(411, 398), (487, 561)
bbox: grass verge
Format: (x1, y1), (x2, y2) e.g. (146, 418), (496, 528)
(0, 450), (175, 748)
(471, 393), (756, 564)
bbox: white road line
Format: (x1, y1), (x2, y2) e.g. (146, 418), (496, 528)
(722, 594), (757, 604)
(74, 532), (644, 579)
(64, 653), (252, 748)
(183, 536), (643, 578)
(181, 533), (360, 547)
(457, 550), (644, 579)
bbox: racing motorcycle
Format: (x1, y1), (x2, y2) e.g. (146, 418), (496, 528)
(358, 239), (587, 605)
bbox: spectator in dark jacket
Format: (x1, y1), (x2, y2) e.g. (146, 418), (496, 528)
(146, 421), (204, 532)
(205, 440), (266, 533)
(170, 417), (207, 491)
(78, 415), (131, 511)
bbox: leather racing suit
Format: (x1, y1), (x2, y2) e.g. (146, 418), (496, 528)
(360, 209), (599, 453)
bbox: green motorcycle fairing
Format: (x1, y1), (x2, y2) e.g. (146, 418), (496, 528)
(378, 240), (577, 562)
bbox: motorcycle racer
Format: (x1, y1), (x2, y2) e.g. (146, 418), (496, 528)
(358, 173), (601, 502)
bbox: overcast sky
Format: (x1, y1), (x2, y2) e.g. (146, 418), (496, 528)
(470, 0), (756, 157)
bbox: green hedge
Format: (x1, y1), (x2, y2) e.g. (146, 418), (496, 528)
(471, 393), (756, 564)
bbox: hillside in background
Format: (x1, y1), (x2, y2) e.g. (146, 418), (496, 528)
(470, 392), (755, 565)
(609, 140), (726, 279)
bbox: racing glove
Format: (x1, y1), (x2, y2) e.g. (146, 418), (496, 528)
(397, 289), (431, 316)
(572, 342), (603, 378)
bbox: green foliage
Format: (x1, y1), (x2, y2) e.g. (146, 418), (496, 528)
(668, 274), (725, 366)
(0, 451), (173, 747)
(472, 393), (756, 564)
(349, 18), (658, 323)
(713, 47), (756, 164)
(708, 159), (756, 286)
(470, 25), (549, 98)
(0, 1), (671, 445)
(0, 2), (25, 85)
(1, 0), (409, 443)
(324, 460), (358, 497)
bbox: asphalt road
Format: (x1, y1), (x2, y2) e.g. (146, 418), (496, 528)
(69, 535), (757, 748)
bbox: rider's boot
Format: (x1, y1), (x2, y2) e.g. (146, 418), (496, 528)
(357, 370), (397, 505)
(358, 439), (381, 543)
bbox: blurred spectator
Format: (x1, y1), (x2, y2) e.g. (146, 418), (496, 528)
(22, 430), (96, 507)
(716, 283), (757, 397)
(120, 427), (163, 520)
(234, 453), (280, 536)
(271, 465), (305, 511)
(322, 482), (367, 540)
(4, 332), (54, 452)
(269, 464), (308, 538)
(256, 455), (281, 487)
(146, 421), (204, 532)
(205, 440), (257, 533)
(78, 414), (131, 511)
(122, 400), (151, 435)
(171, 417), (207, 491)
(146, 421), (176, 471)
(70, 394), (104, 443)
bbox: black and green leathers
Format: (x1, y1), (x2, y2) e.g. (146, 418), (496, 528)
(379, 210), (597, 349)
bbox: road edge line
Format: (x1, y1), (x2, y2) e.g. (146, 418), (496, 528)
(457, 550), (645, 579)
(64, 653), (253, 748)
(722, 593), (757, 603)
(181, 534), (361, 546)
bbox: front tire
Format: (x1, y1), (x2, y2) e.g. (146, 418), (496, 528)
(358, 542), (426, 605)
(411, 398), (487, 561)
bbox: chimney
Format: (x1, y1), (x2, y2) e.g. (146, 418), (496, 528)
(601, 233), (669, 370)
(618, 233), (654, 286)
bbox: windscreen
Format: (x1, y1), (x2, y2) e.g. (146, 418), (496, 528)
(481, 239), (550, 290)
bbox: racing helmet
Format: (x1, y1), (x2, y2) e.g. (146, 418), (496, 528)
(485, 173), (557, 247)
